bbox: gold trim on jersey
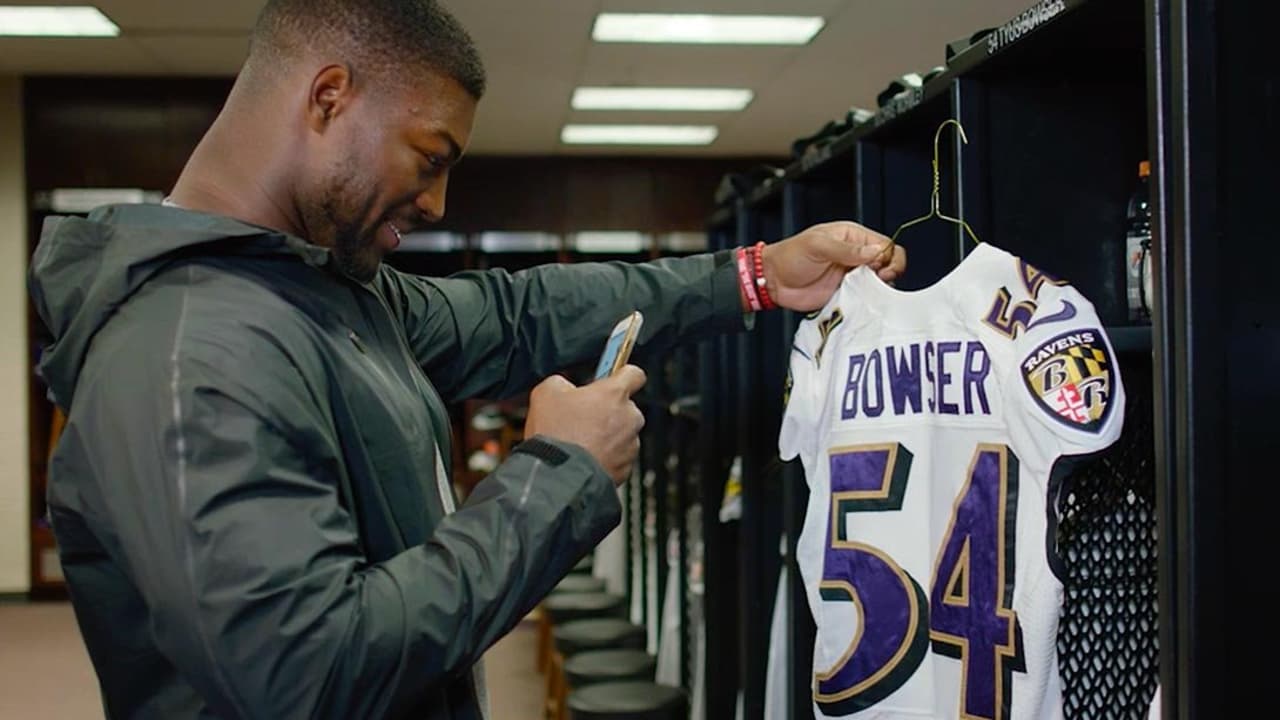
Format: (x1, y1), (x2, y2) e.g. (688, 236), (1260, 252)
(816, 442), (920, 703)
(815, 544), (923, 702)
(928, 444), (1021, 720)
(942, 537), (972, 607)
(827, 442), (902, 503)
(815, 308), (845, 367)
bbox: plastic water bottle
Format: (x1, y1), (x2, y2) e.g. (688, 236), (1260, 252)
(1125, 161), (1153, 323)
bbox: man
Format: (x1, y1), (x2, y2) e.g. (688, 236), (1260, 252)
(27, 1), (905, 718)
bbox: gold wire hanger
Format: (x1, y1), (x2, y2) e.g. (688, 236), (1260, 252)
(882, 118), (983, 259)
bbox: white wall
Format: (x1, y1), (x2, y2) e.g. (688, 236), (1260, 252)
(0, 76), (30, 593)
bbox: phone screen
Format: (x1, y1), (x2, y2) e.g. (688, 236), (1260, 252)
(594, 327), (629, 380)
(594, 312), (642, 381)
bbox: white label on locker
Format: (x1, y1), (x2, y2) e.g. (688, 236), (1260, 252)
(987, 0), (1067, 55)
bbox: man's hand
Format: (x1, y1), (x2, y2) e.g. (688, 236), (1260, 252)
(760, 221), (907, 313)
(524, 366), (647, 485)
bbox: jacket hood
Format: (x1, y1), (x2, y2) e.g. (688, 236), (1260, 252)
(28, 203), (332, 410)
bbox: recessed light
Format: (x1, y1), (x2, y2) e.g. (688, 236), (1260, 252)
(592, 13), (824, 45)
(561, 124), (719, 146)
(570, 232), (650, 254)
(572, 87), (754, 112)
(0, 6), (120, 37)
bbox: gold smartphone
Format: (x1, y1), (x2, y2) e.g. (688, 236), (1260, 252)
(594, 311), (644, 381)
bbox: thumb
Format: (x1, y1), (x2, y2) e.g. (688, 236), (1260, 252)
(818, 223), (890, 268)
(844, 224), (894, 266)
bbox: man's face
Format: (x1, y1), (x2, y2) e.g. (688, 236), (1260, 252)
(303, 70), (477, 283)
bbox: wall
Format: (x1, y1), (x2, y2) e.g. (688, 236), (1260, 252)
(22, 77), (784, 234)
(0, 76), (29, 593)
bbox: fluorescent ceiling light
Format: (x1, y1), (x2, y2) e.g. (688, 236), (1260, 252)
(592, 13), (824, 45)
(572, 87), (754, 112)
(477, 232), (561, 253)
(562, 124), (718, 146)
(658, 232), (708, 252)
(399, 232), (466, 253)
(570, 232), (650, 254)
(36, 188), (162, 213)
(0, 6), (120, 37)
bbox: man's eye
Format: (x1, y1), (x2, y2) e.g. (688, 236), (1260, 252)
(418, 156), (446, 180)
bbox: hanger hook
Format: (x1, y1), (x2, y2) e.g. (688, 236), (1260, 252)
(930, 119), (969, 212)
(935, 118), (970, 158)
(885, 117), (983, 257)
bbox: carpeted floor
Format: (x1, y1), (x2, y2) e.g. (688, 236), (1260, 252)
(0, 600), (545, 719)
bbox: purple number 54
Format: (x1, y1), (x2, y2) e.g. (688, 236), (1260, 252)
(817, 443), (1026, 719)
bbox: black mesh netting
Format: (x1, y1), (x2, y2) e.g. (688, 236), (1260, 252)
(1055, 355), (1159, 720)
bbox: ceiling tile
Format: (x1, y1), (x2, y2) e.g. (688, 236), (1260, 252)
(578, 43), (801, 88)
(596, 0), (846, 18)
(95, 0), (262, 32)
(2, 0), (1059, 156)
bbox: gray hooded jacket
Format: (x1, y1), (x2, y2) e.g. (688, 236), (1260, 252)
(27, 203), (744, 719)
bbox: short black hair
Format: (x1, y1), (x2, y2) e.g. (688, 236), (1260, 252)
(246, 0), (486, 98)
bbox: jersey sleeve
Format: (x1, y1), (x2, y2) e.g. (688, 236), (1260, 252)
(1005, 282), (1127, 457)
(778, 314), (825, 463)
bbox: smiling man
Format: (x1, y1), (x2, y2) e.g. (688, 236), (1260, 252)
(27, 1), (904, 719)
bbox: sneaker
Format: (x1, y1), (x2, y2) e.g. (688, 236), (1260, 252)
(467, 439), (501, 474)
(470, 404), (507, 432)
(877, 72), (925, 108)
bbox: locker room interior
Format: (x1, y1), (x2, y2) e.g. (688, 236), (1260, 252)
(0, 1), (1272, 719)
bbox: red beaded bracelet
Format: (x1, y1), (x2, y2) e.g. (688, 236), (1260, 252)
(752, 241), (778, 310)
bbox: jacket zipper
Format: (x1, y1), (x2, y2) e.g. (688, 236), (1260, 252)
(359, 285), (459, 504)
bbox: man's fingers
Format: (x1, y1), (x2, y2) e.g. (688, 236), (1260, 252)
(822, 222), (893, 268)
(533, 373), (575, 399)
(610, 364), (648, 396)
(633, 402), (646, 433)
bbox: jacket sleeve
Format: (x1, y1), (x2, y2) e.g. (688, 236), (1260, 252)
(75, 370), (619, 720)
(378, 250), (747, 402)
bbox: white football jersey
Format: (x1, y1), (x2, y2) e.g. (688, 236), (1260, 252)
(779, 242), (1125, 720)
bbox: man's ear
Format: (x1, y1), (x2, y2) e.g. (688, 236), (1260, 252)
(307, 64), (353, 133)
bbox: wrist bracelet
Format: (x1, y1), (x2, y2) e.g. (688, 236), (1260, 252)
(736, 246), (764, 312)
(752, 241), (778, 310)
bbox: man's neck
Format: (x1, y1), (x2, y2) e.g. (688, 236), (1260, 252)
(169, 85), (305, 239)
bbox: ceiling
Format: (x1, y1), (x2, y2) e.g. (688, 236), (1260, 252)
(0, 0), (1034, 156)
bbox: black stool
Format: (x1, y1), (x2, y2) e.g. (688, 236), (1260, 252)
(539, 591), (626, 719)
(542, 591), (626, 626)
(569, 554), (594, 575)
(553, 618), (646, 657)
(548, 621), (648, 720)
(567, 681), (688, 720)
(564, 649), (657, 690)
(551, 574), (607, 595)
(537, 577), (608, 672)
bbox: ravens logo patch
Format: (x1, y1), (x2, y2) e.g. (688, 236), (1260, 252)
(1021, 329), (1114, 433)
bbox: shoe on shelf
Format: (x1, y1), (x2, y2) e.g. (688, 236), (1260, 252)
(946, 27), (995, 64)
(713, 164), (785, 206)
(467, 439), (501, 474)
(470, 404), (507, 432)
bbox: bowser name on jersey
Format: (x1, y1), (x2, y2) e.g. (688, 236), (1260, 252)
(841, 341), (992, 420)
